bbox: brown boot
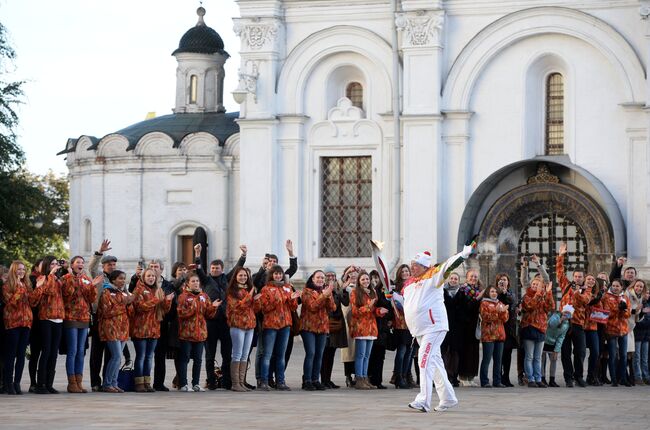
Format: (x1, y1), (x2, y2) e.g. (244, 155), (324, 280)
(354, 376), (369, 390)
(144, 376), (155, 392)
(238, 361), (250, 391)
(231, 362), (246, 392)
(67, 375), (82, 393)
(134, 377), (147, 393)
(75, 374), (88, 393)
(365, 377), (377, 390)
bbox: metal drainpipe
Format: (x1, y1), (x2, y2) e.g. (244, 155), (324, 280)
(389, 0), (402, 273)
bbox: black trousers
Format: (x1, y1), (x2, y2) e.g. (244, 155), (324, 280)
(28, 320), (43, 386)
(321, 346), (336, 384)
(501, 335), (517, 384)
(153, 321), (170, 388)
(368, 343), (386, 386)
(89, 316), (106, 388)
(562, 323), (586, 382)
(37, 321), (62, 387)
(205, 321), (232, 388)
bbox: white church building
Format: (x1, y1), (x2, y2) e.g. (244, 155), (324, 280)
(60, 0), (650, 292)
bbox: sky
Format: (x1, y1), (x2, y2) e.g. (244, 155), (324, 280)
(2, 0), (240, 175)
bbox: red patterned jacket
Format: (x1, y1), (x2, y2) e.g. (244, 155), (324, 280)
(32, 274), (65, 320)
(62, 272), (97, 323)
(601, 291), (631, 337)
(521, 287), (555, 334)
(227, 287), (256, 330)
(300, 287), (336, 334)
(254, 284), (297, 330)
(557, 255), (591, 327)
(2, 283), (37, 329)
(131, 282), (172, 339)
(177, 290), (218, 342)
(98, 288), (130, 342)
(480, 299), (509, 342)
(349, 289), (380, 338)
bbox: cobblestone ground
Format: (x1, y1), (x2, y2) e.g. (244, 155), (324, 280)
(1, 340), (648, 429)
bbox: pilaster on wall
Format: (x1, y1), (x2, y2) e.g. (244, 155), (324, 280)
(636, 2), (650, 270)
(441, 110), (473, 257)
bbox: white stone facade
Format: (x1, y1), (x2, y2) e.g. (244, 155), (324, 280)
(64, 0), (650, 280)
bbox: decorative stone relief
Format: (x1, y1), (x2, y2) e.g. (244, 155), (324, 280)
(327, 97), (364, 122)
(233, 18), (280, 50)
(640, 1), (650, 20)
(527, 163), (560, 185)
(395, 11), (444, 48)
(236, 60), (259, 103)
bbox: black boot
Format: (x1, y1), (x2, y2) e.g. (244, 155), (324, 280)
(548, 377), (559, 387)
(46, 371), (59, 394)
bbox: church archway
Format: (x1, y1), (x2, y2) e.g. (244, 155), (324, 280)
(474, 163), (615, 299)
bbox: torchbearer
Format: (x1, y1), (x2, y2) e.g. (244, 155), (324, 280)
(402, 236), (478, 413)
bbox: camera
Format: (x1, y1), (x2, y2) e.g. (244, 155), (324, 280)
(55, 259), (67, 278)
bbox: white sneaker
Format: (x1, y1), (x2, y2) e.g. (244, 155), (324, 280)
(178, 385), (189, 392)
(192, 385), (205, 392)
(434, 401), (458, 412)
(408, 402), (429, 413)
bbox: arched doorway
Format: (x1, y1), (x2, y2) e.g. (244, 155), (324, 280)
(475, 164), (615, 299)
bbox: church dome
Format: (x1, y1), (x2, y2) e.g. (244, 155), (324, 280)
(172, 7), (228, 56)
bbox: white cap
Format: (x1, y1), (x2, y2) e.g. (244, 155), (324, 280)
(412, 251), (432, 268)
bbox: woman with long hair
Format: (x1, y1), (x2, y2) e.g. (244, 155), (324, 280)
(300, 270), (336, 390)
(339, 265), (359, 387)
(392, 264), (414, 389)
(320, 267), (348, 389)
(520, 278), (555, 387)
(131, 268), (174, 392)
(226, 266), (256, 392)
(602, 279), (632, 386)
(495, 272), (517, 387)
(2, 261), (38, 394)
(61, 256), (100, 393)
(479, 285), (509, 387)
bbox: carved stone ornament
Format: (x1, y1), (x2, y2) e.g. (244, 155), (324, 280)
(527, 163), (560, 185)
(233, 19), (279, 50)
(395, 12), (444, 47)
(641, 2), (650, 20)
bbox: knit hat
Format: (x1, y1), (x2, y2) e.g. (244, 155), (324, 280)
(323, 265), (337, 275)
(561, 304), (575, 318)
(412, 251), (432, 268)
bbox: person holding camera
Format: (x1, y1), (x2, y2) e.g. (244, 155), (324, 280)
(320, 266), (349, 389)
(61, 256), (101, 393)
(30, 257), (66, 394)
(601, 279), (632, 386)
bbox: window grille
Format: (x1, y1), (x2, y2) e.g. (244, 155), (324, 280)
(345, 82), (363, 110)
(320, 156), (372, 257)
(545, 73), (564, 155)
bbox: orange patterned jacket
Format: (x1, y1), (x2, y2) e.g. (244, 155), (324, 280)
(62, 273), (97, 323)
(480, 299), (509, 342)
(300, 287), (336, 334)
(2, 283), (37, 329)
(131, 282), (172, 339)
(349, 289), (379, 338)
(600, 291), (631, 337)
(557, 255), (591, 327)
(177, 290), (218, 342)
(521, 288), (555, 334)
(254, 284), (297, 330)
(98, 288), (130, 341)
(227, 287), (257, 330)
(32, 274), (65, 320)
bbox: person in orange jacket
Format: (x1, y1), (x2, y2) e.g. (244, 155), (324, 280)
(521, 278), (555, 387)
(61, 256), (101, 393)
(601, 279), (632, 386)
(479, 285), (509, 388)
(176, 272), (220, 392)
(131, 268), (174, 392)
(2, 261), (39, 395)
(254, 265), (299, 391)
(98, 270), (135, 393)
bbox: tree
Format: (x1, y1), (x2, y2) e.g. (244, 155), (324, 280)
(0, 22), (25, 171)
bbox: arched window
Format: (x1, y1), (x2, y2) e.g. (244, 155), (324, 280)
(345, 82), (363, 109)
(190, 75), (198, 104)
(545, 73), (564, 155)
(83, 219), (92, 253)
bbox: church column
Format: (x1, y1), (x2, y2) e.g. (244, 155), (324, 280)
(234, 1), (285, 259)
(396, 5), (445, 260)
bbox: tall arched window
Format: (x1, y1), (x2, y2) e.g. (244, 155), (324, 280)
(345, 82), (363, 109)
(545, 73), (564, 155)
(190, 75), (198, 104)
(83, 219), (92, 253)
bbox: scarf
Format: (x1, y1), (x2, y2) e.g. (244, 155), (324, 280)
(445, 283), (460, 298)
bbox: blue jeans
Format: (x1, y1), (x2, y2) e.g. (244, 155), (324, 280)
(480, 341), (504, 386)
(634, 340), (649, 380)
(261, 327), (290, 384)
(607, 335), (628, 384)
(230, 328), (254, 362)
(301, 331), (327, 382)
(394, 343), (413, 375)
(104, 340), (125, 388)
(523, 339), (544, 383)
(3, 327), (30, 388)
(133, 338), (157, 377)
(354, 339), (374, 378)
(585, 329), (600, 380)
(64, 327), (89, 376)
(179, 341), (204, 387)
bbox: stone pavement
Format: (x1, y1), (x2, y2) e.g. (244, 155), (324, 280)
(1, 340), (648, 429)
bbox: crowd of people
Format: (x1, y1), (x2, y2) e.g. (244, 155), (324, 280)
(1, 238), (648, 405)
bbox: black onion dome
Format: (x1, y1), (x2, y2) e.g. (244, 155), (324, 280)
(172, 7), (228, 56)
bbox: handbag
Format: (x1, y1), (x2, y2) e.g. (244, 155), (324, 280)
(328, 317), (343, 333)
(475, 316), (482, 341)
(385, 328), (397, 351)
(117, 361), (135, 392)
(290, 310), (301, 336)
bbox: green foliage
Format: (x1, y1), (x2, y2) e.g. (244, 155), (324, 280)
(0, 22), (25, 172)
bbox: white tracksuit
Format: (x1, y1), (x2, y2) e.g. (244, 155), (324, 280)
(403, 246), (473, 411)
